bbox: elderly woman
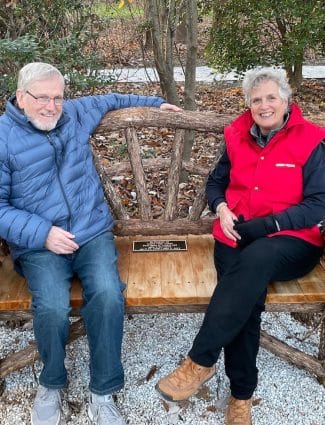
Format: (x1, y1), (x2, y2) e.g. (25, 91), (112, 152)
(156, 68), (325, 425)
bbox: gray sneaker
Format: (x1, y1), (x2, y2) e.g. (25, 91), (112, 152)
(31, 385), (62, 425)
(88, 393), (126, 425)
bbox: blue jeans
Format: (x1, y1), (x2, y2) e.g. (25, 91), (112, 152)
(18, 231), (125, 395)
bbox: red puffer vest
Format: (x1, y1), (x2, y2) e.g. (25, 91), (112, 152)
(212, 103), (325, 248)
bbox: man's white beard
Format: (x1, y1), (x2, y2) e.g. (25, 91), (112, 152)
(26, 113), (61, 131)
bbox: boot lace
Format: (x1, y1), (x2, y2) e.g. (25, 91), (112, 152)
(169, 358), (207, 386)
(228, 397), (251, 423)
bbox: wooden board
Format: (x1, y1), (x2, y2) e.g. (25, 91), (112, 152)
(267, 264), (325, 304)
(0, 257), (30, 310)
(123, 235), (218, 306)
(187, 234), (217, 304)
(0, 235), (324, 311)
(125, 235), (164, 306)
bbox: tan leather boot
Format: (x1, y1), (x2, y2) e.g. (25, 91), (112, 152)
(155, 357), (216, 401)
(225, 396), (252, 425)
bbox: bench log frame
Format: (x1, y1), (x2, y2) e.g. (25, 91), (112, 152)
(0, 108), (324, 383)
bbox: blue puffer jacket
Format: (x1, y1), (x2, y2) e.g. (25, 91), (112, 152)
(0, 93), (165, 259)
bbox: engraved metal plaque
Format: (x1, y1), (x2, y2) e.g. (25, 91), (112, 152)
(133, 240), (187, 252)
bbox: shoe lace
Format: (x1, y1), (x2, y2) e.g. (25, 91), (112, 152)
(228, 398), (250, 422)
(96, 400), (124, 423)
(169, 359), (206, 386)
(37, 387), (60, 407)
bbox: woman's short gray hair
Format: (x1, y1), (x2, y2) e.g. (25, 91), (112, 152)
(17, 62), (65, 91)
(242, 67), (292, 107)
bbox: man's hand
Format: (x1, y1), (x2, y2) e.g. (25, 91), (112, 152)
(45, 226), (79, 254)
(159, 103), (182, 112)
(234, 215), (278, 247)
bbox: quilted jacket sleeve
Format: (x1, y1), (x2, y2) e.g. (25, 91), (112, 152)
(0, 135), (52, 249)
(65, 93), (165, 134)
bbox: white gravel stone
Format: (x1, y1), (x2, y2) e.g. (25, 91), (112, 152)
(1, 312), (324, 424)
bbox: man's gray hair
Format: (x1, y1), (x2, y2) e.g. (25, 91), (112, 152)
(242, 67), (292, 107)
(17, 62), (65, 91)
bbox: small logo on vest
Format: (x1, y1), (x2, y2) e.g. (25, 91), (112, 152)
(275, 163), (296, 168)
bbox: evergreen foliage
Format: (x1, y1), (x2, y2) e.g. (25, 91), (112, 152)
(206, 0), (324, 88)
(0, 0), (113, 98)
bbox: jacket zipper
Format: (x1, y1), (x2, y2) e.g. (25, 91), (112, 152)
(46, 134), (72, 232)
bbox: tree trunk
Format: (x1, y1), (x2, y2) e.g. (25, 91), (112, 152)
(143, 0), (153, 49)
(147, 0), (180, 105)
(286, 60), (303, 91)
(181, 0), (198, 182)
(276, 15), (303, 90)
(175, 1), (187, 43)
(147, 1), (198, 109)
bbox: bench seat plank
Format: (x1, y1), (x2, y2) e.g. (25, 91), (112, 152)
(267, 264), (325, 304)
(0, 235), (324, 311)
(0, 258), (30, 310)
(188, 234), (216, 303)
(126, 237), (164, 305)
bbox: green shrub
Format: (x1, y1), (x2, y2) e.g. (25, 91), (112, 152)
(0, 35), (41, 95)
(206, 0), (324, 88)
(0, 0), (113, 100)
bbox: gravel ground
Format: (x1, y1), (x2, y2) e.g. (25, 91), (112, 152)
(0, 312), (324, 425)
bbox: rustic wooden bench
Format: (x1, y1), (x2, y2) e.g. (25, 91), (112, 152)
(0, 108), (324, 384)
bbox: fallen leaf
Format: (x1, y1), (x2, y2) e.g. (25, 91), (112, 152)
(252, 397), (263, 406)
(145, 365), (158, 381)
(195, 384), (212, 401)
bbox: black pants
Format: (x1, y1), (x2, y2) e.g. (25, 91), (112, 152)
(188, 236), (322, 399)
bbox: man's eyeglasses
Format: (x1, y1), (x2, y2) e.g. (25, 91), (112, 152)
(26, 90), (64, 106)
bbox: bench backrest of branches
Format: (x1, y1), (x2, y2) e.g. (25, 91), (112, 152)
(93, 107), (234, 236)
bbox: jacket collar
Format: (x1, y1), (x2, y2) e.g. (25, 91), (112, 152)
(227, 103), (305, 139)
(250, 112), (290, 147)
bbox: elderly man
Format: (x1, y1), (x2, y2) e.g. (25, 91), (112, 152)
(0, 62), (180, 425)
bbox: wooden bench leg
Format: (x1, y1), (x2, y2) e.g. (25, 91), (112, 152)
(318, 313), (325, 385)
(319, 313), (325, 360)
(260, 330), (325, 384)
(0, 318), (86, 379)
